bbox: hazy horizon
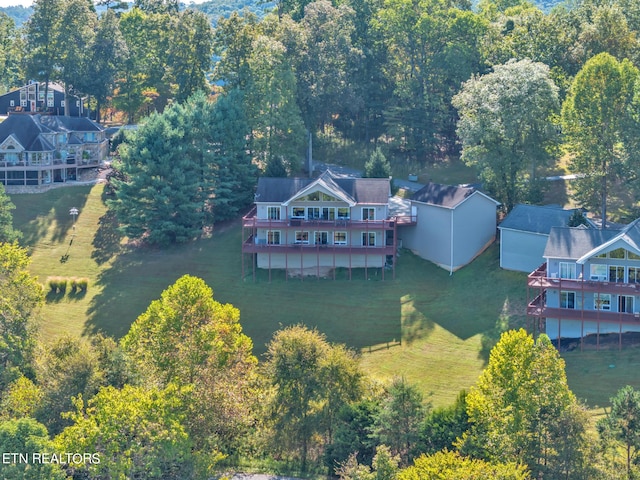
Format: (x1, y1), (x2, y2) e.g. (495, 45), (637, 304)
(0, 0), (211, 8)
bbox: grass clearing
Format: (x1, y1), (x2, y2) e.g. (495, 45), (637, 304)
(8, 183), (638, 409)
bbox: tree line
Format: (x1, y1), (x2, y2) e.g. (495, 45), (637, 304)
(0, 201), (639, 478)
(3, 0), (640, 221)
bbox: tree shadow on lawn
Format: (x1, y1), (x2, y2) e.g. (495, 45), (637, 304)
(12, 186), (92, 247)
(91, 209), (123, 265)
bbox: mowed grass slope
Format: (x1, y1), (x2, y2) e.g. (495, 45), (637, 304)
(9, 184), (640, 408)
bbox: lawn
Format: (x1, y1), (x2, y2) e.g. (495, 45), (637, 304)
(9, 183), (639, 409)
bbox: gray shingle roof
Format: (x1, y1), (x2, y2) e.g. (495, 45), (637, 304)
(411, 182), (475, 208)
(255, 171), (390, 205)
(0, 115), (102, 152)
(544, 227), (619, 259)
(499, 204), (577, 234)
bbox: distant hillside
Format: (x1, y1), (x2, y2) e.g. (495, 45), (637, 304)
(191, 0), (275, 24)
(1, 0), (561, 28)
(0, 5), (32, 27)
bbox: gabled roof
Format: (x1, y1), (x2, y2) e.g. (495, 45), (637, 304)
(575, 218), (640, 264)
(0, 115), (54, 152)
(0, 115), (101, 153)
(411, 182), (499, 209)
(499, 204), (582, 235)
(544, 226), (618, 260)
(255, 170), (390, 205)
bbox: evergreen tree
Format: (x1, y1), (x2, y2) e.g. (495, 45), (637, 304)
(364, 148), (391, 178)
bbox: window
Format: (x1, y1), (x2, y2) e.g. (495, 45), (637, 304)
(267, 207), (280, 220)
(629, 267), (640, 283)
(362, 208), (375, 221)
(76, 100), (80, 107)
(291, 207), (305, 218)
(9, 100), (14, 107)
(60, 101), (64, 107)
(629, 251), (640, 260)
(590, 264), (607, 281)
(321, 207), (335, 221)
(307, 207), (320, 220)
(20, 100), (27, 107)
(267, 231), (280, 245)
(619, 296), (634, 313)
(337, 208), (349, 219)
(609, 248), (625, 259)
(47, 98), (54, 107)
(560, 291), (576, 309)
(295, 231), (309, 244)
(594, 293), (611, 311)
(609, 265), (625, 283)
(314, 231), (328, 245)
(362, 232), (376, 246)
(559, 262), (576, 279)
(334, 232), (347, 245)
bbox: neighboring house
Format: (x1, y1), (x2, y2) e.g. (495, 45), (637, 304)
(527, 219), (640, 348)
(399, 182), (500, 273)
(0, 82), (87, 117)
(0, 114), (107, 186)
(241, 171), (416, 280)
(499, 204), (591, 273)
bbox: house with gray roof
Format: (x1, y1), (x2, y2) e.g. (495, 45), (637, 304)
(0, 114), (107, 186)
(0, 82), (87, 117)
(499, 204), (591, 273)
(242, 171), (416, 279)
(527, 219), (640, 347)
(398, 182), (500, 273)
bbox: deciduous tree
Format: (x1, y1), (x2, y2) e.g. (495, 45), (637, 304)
(453, 59), (560, 211)
(0, 243), (42, 392)
(460, 329), (588, 479)
(561, 52), (639, 226)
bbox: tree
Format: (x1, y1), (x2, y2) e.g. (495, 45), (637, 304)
(0, 418), (67, 480)
(364, 148), (391, 178)
(452, 59), (560, 211)
(167, 10), (213, 103)
(0, 12), (20, 93)
(372, 377), (427, 466)
(460, 329), (588, 479)
(398, 450), (529, 480)
(84, 9), (127, 122)
(246, 34), (305, 173)
(0, 243), (43, 392)
(561, 52), (639, 226)
(597, 385), (640, 479)
(264, 325), (365, 470)
(121, 275), (259, 455)
(337, 445), (400, 480)
(0, 184), (20, 243)
(55, 384), (203, 480)
(326, 399), (381, 472)
(54, 0), (97, 115)
(34, 335), (105, 435)
(419, 390), (469, 455)
(23, 0), (63, 111)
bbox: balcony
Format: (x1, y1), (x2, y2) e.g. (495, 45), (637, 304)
(528, 263), (640, 296)
(242, 235), (395, 256)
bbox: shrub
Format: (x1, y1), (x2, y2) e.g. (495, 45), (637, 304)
(76, 278), (89, 292)
(69, 278), (78, 293)
(57, 277), (68, 294)
(47, 277), (65, 294)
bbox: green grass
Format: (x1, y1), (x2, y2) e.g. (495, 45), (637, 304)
(8, 184), (638, 410)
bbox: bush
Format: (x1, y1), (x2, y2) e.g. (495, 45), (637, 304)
(76, 278), (89, 292)
(47, 277), (66, 294)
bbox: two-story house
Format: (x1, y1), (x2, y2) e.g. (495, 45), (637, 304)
(241, 171), (416, 280)
(527, 219), (640, 349)
(0, 114), (108, 186)
(0, 82), (87, 117)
